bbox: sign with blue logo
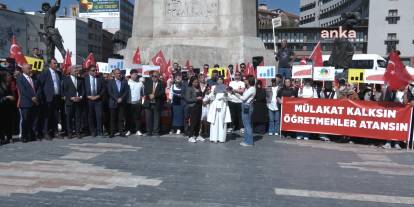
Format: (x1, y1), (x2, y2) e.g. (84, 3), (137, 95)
(257, 66), (276, 79)
(108, 58), (124, 70)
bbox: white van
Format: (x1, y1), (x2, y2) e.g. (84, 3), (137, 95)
(322, 54), (387, 72)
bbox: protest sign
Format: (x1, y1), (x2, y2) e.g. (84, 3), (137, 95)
(257, 66), (276, 79)
(96, 62), (110, 74)
(25, 56), (44, 72)
(208, 68), (227, 78)
(292, 65), (312, 79)
(313, 66), (335, 81)
(108, 58), (124, 70)
(281, 97), (412, 142)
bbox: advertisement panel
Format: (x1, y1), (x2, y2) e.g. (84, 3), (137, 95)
(79, 0), (120, 18)
(281, 97), (412, 142)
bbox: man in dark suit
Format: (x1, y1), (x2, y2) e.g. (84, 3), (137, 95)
(107, 68), (128, 138)
(38, 58), (62, 139)
(144, 71), (165, 136)
(62, 65), (84, 138)
(16, 64), (40, 142)
(84, 65), (105, 137)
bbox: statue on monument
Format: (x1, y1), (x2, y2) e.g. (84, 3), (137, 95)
(39, 0), (66, 62)
(328, 12), (361, 71)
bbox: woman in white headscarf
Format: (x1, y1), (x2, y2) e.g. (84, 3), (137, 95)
(207, 77), (232, 143)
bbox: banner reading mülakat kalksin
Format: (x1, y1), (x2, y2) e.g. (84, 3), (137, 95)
(281, 97), (413, 142)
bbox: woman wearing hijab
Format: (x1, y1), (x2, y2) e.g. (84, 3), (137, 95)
(169, 75), (185, 134)
(207, 77), (231, 143)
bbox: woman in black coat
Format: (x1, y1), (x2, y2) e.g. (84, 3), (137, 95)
(0, 70), (16, 144)
(252, 80), (268, 134)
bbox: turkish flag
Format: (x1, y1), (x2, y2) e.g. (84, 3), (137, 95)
(244, 63), (256, 78)
(9, 36), (27, 66)
(133, 48), (142, 64)
(309, 41), (323, 67)
(224, 67), (231, 85)
(184, 60), (191, 69)
(152, 50), (167, 68)
(384, 51), (412, 90)
(83, 53), (96, 69)
(62, 50), (72, 75)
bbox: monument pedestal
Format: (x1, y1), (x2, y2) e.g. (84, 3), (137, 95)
(122, 0), (274, 68)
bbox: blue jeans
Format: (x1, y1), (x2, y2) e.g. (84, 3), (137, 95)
(241, 103), (253, 145)
(278, 67), (292, 79)
(268, 110), (280, 134)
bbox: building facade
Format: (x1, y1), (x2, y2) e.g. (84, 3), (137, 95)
(273, 26), (368, 57)
(300, 0), (369, 27)
(367, 0), (414, 62)
(0, 9), (46, 59)
(257, 4), (300, 51)
(55, 17), (89, 65)
(78, 0), (133, 52)
(82, 18), (103, 61)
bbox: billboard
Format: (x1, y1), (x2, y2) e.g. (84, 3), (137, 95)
(79, 0), (120, 18)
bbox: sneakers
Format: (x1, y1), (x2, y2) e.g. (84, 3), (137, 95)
(135, 131), (143, 136)
(274, 133), (279, 136)
(303, 137), (309, 140)
(227, 128), (233, 133)
(268, 133), (274, 136)
(382, 143), (392, 149)
(188, 137), (196, 143)
(176, 129), (181, 135)
(240, 142), (253, 147)
(394, 143), (402, 150)
(196, 136), (205, 142)
(125, 131), (131, 136)
(320, 137), (330, 142)
(240, 128), (245, 134)
(296, 136), (303, 140)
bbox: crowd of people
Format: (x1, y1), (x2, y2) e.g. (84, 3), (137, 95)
(0, 46), (413, 149)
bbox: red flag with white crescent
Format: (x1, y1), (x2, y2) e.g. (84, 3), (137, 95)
(133, 48), (142, 64)
(152, 50), (167, 68)
(9, 36), (27, 66)
(384, 51), (412, 90)
(62, 49), (72, 75)
(309, 41), (323, 67)
(83, 53), (96, 69)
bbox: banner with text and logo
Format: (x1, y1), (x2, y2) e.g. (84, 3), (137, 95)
(281, 97), (413, 142)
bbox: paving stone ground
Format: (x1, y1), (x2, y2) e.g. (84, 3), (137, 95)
(0, 133), (413, 207)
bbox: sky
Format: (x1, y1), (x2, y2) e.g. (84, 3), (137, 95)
(2, 0), (300, 15)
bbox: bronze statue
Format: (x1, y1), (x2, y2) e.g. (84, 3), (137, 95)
(328, 12), (361, 79)
(39, 0), (66, 62)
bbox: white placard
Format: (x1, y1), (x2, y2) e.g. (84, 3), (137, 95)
(142, 65), (161, 77)
(108, 58), (124, 70)
(96, 62), (110, 74)
(313, 66), (336, 81)
(292, 65), (312, 79)
(364, 70), (385, 84)
(257, 66), (276, 79)
(272, 17), (282, 28)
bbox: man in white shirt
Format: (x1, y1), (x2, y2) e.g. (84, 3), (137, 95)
(125, 69), (144, 136)
(228, 72), (245, 133)
(267, 78), (280, 136)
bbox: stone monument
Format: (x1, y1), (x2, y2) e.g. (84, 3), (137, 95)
(122, 0), (274, 68)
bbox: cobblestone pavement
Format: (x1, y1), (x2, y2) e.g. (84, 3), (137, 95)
(0, 134), (413, 207)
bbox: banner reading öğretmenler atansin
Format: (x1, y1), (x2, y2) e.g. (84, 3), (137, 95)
(281, 98), (413, 142)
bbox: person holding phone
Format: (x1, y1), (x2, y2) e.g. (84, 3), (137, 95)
(232, 75), (256, 146)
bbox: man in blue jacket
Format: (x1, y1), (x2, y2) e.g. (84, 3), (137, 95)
(107, 69), (128, 138)
(16, 64), (40, 142)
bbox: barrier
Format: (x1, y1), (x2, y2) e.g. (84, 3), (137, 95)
(281, 97), (413, 143)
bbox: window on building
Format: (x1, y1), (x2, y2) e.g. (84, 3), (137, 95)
(386, 9), (400, 24)
(385, 33), (399, 53)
